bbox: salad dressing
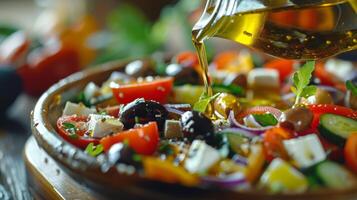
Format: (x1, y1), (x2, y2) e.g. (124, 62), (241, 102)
(192, 0), (357, 96)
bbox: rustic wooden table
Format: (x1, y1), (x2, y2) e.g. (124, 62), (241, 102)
(0, 94), (36, 200)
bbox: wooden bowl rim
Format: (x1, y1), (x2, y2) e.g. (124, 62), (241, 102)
(31, 59), (357, 198)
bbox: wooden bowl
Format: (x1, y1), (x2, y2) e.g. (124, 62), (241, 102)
(31, 59), (357, 200)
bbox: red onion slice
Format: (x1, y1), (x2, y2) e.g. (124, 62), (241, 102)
(229, 111), (277, 136)
(201, 173), (248, 188)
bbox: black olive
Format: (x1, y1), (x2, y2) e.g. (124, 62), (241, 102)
(279, 107), (313, 132)
(223, 73), (247, 88)
(108, 143), (142, 168)
(0, 66), (22, 115)
(180, 111), (219, 147)
(120, 98), (168, 130)
(165, 63), (201, 85)
(125, 60), (155, 78)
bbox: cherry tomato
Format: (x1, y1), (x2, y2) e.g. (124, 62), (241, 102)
(264, 59), (295, 82)
(111, 77), (173, 104)
(345, 133), (357, 173)
(213, 51), (239, 70)
(100, 122), (159, 155)
(175, 51), (199, 68)
(57, 115), (99, 149)
(308, 104), (357, 129)
(102, 105), (120, 118)
(263, 127), (293, 162)
(314, 62), (338, 86)
(17, 44), (80, 96)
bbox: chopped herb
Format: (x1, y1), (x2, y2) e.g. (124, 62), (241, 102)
(62, 122), (77, 138)
(132, 154), (142, 162)
(99, 110), (108, 115)
(291, 61), (317, 105)
(252, 113), (278, 127)
(158, 141), (174, 156)
(212, 83), (244, 96)
(62, 122), (76, 129)
(193, 93), (220, 113)
(85, 143), (104, 157)
(75, 92), (91, 107)
(346, 80), (357, 96)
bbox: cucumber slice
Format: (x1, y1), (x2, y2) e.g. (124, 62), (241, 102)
(224, 132), (249, 155)
(318, 114), (357, 146)
(316, 161), (357, 189)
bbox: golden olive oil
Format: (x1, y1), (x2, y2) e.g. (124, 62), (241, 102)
(193, 0), (357, 96)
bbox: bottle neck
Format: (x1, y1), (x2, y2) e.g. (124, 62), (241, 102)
(193, 0), (237, 43)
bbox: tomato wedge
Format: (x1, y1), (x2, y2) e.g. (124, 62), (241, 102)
(175, 51), (199, 68)
(263, 127), (293, 162)
(100, 122), (159, 155)
(264, 59), (295, 82)
(308, 104), (357, 129)
(57, 115), (99, 149)
(345, 133), (357, 173)
(111, 77), (173, 104)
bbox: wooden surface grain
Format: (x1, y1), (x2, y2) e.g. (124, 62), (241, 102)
(0, 94), (36, 200)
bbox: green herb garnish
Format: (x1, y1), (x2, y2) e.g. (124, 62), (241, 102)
(291, 61), (317, 105)
(252, 113), (278, 127)
(212, 83), (244, 96)
(346, 80), (357, 96)
(85, 143), (104, 157)
(132, 154), (142, 162)
(75, 92), (91, 107)
(193, 93), (220, 113)
(62, 122), (78, 139)
(158, 141), (174, 156)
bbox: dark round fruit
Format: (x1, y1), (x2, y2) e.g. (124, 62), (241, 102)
(108, 143), (141, 168)
(165, 63), (201, 85)
(180, 111), (218, 146)
(0, 66), (22, 115)
(120, 98), (168, 130)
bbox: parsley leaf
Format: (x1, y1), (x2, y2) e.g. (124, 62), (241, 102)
(291, 61), (317, 105)
(252, 113), (278, 127)
(62, 122), (75, 129)
(85, 143), (104, 157)
(212, 83), (244, 96)
(193, 93), (220, 113)
(346, 80), (357, 96)
(62, 122), (78, 139)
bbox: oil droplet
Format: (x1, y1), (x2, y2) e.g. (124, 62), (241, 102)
(326, 40), (331, 45)
(286, 35), (292, 40)
(353, 39), (357, 43)
(346, 31), (352, 37)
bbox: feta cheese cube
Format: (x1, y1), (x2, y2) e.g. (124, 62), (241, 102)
(164, 120), (183, 138)
(325, 59), (355, 82)
(247, 68), (280, 89)
(84, 82), (100, 100)
(87, 114), (123, 138)
(185, 140), (220, 173)
(62, 102), (96, 116)
(283, 134), (326, 168)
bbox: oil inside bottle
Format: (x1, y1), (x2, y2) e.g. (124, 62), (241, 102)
(192, 0), (357, 96)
